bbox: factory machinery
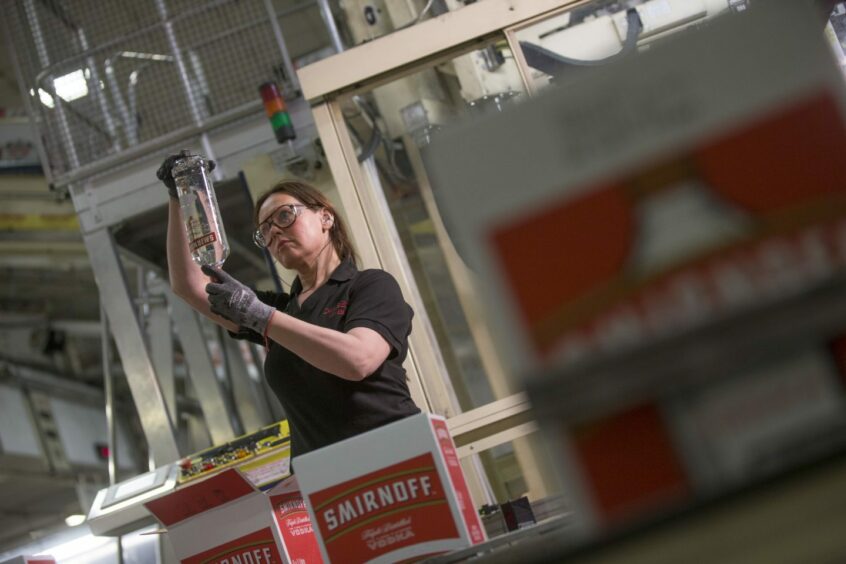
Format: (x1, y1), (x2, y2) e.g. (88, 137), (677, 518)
(87, 420), (292, 536)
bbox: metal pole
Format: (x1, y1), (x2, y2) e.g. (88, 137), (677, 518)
(101, 300), (124, 564)
(127, 67), (147, 138)
(104, 56), (138, 145)
(154, 0), (204, 125)
(52, 98), (261, 187)
(188, 50), (210, 121)
(1, 14), (55, 184)
(154, 0), (222, 179)
(136, 264), (148, 321)
(23, 0), (80, 168)
(101, 302), (118, 485)
(260, 0), (301, 93)
(78, 29), (120, 152)
(28, 0), (315, 88)
(200, 134), (223, 182)
(168, 294), (237, 444)
(317, 0), (345, 53)
(86, 229), (180, 465)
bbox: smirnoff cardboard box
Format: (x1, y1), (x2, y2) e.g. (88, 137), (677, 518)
(267, 476), (325, 563)
(293, 413), (486, 563)
(145, 469), (322, 564)
(428, 1), (846, 375)
(428, 0), (846, 548)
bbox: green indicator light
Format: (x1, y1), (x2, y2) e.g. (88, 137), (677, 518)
(270, 112), (292, 129)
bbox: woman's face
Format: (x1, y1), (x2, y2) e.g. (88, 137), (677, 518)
(257, 192), (331, 270)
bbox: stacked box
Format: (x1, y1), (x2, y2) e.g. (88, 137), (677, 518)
(293, 413), (486, 563)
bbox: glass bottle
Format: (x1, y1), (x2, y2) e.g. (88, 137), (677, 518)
(172, 154), (230, 267)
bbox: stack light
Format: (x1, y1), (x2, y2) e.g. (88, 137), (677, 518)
(259, 81), (296, 143)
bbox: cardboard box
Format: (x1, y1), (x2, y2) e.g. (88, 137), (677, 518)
(429, 0), (846, 548)
(267, 476), (325, 564)
(293, 413), (486, 563)
(428, 1), (846, 375)
(145, 470), (322, 564)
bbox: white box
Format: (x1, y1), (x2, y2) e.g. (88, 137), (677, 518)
(267, 477), (325, 564)
(145, 469), (322, 563)
(293, 413), (486, 563)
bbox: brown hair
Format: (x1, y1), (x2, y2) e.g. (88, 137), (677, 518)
(254, 180), (358, 266)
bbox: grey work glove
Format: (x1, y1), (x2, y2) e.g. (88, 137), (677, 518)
(202, 265), (274, 334)
(156, 149), (216, 199)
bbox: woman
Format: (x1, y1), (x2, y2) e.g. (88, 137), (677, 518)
(158, 153), (420, 457)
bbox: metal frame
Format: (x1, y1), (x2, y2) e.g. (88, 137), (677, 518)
(4, 0), (584, 492)
(302, 0), (581, 465)
(63, 101), (312, 469)
(402, 134), (555, 498)
(298, 0), (580, 101)
(167, 287), (237, 446)
(221, 333), (273, 433)
(146, 277), (177, 419)
(311, 102), (458, 415)
(83, 228), (180, 465)
(6, 0), (312, 186)
(401, 136), (514, 403)
(447, 393), (537, 458)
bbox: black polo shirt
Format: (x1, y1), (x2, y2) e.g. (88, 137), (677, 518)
(230, 260), (420, 456)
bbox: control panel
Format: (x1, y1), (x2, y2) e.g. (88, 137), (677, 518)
(87, 419), (292, 536)
(177, 420), (291, 486)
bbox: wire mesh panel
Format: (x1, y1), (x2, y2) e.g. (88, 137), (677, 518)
(2, 0), (333, 182)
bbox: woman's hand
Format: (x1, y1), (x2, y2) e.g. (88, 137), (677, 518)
(202, 265), (274, 334)
(156, 150), (216, 199)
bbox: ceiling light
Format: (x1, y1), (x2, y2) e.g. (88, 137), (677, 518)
(30, 88), (54, 108)
(37, 533), (112, 561)
(53, 69), (89, 102)
(64, 514), (86, 527)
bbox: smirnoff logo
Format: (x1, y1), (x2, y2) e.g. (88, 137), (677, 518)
(278, 499), (307, 514)
(208, 546), (275, 564)
(183, 528), (282, 564)
(322, 474), (434, 531)
(189, 231), (217, 252)
(309, 452), (456, 550)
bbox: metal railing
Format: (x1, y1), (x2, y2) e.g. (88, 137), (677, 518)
(1, 0), (342, 185)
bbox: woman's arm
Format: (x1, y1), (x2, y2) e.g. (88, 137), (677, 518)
(265, 313), (390, 381)
(166, 198), (240, 333)
(202, 266), (400, 380)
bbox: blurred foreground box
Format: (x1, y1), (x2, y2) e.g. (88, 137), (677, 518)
(429, 0), (846, 550)
(430, 0), (846, 373)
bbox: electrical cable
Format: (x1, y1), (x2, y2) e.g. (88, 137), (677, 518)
(395, 0), (436, 31)
(345, 95), (411, 181)
(357, 123), (382, 163)
(415, 0), (435, 23)
(520, 8), (643, 76)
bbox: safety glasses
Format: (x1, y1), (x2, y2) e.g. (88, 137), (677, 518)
(253, 204), (308, 248)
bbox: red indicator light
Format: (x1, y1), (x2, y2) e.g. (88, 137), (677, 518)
(259, 81), (296, 143)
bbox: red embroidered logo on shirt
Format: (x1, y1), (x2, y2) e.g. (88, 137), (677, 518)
(322, 300), (348, 317)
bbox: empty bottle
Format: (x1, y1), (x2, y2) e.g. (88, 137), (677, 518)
(172, 154), (230, 267)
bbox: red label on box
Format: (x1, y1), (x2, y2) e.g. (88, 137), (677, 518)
(307, 452), (459, 562)
(182, 527), (282, 564)
(271, 491), (323, 563)
(570, 403), (690, 525)
(489, 91), (846, 359)
(145, 469), (255, 526)
(430, 418), (485, 544)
